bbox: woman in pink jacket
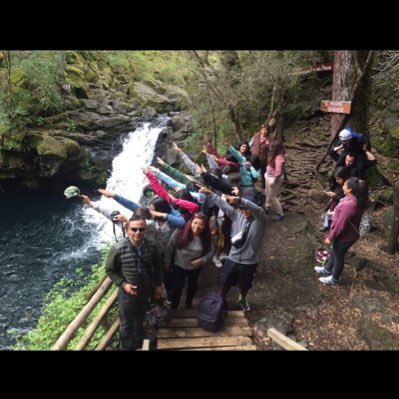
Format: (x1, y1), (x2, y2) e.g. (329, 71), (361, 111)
(264, 140), (286, 221)
(314, 177), (369, 285)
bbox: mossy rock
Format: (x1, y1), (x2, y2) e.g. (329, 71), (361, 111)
(1, 131), (26, 152)
(361, 319), (399, 350)
(37, 135), (80, 160)
(365, 164), (390, 188)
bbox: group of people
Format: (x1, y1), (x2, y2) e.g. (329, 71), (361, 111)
(315, 127), (374, 285)
(76, 123), (286, 350)
(74, 122), (374, 349)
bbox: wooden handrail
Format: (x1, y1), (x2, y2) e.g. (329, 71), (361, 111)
(95, 318), (120, 351)
(267, 328), (307, 351)
(51, 277), (113, 350)
(74, 288), (118, 350)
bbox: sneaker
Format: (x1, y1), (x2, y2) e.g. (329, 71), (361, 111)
(239, 298), (251, 312)
(213, 256), (223, 268)
(272, 214), (284, 222)
(317, 249), (330, 257)
(319, 275), (338, 285)
(314, 266), (331, 276)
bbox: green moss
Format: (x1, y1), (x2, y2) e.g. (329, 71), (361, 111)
(37, 135), (80, 159)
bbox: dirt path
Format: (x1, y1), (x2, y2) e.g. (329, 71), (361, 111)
(199, 116), (399, 350)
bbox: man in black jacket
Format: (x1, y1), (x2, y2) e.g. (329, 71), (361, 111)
(106, 215), (163, 350)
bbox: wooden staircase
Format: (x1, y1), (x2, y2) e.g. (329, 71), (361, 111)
(157, 309), (256, 351)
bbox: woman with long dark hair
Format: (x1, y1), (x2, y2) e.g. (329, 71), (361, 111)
(320, 166), (351, 231)
(164, 212), (214, 309)
(315, 177), (370, 285)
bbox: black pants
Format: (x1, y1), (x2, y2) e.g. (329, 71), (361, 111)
(118, 289), (148, 351)
(171, 265), (202, 309)
(324, 239), (356, 281)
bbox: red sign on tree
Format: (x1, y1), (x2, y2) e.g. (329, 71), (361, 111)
(320, 100), (351, 114)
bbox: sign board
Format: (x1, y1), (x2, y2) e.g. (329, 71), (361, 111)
(320, 100), (351, 114)
(293, 62), (334, 75)
(313, 62), (334, 72)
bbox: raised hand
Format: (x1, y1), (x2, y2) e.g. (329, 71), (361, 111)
(156, 157), (165, 166)
(172, 142), (182, 153)
(98, 188), (115, 198)
(231, 185), (240, 196)
(80, 194), (91, 205)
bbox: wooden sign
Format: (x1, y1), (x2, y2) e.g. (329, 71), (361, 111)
(320, 100), (351, 114)
(313, 62), (334, 72)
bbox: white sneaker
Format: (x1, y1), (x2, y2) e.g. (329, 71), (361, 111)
(314, 266), (331, 276)
(213, 256), (223, 268)
(319, 275), (338, 285)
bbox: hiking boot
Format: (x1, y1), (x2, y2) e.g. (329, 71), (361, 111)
(314, 266), (331, 276)
(272, 214), (284, 222)
(319, 275), (338, 285)
(213, 256), (223, 268)
(239, 298), (251, 312)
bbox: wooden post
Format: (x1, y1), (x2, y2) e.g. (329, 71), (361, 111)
(267, 328), (308, 351)
(387, 177), (399, 254)
(95, 318), (120, 351)
(74, 288), (118, 350)
(51, 277), (113, 350)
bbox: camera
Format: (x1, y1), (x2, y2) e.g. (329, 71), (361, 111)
(231, 230), (246, 248)
(110, 210), (121, 223)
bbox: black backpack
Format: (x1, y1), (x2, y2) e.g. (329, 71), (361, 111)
(197, 292), (225, 332)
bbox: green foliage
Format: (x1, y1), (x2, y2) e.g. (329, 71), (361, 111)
(14, 245), (117, 350)
(83, 157), (96, 173)
(0, 51), (63, 130)
(66, 119), (77, 132)
(103, 51), (190, 86)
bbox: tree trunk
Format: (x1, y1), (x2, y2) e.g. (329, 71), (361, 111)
(331, 51), (373, 137)
(387, 178), (399, 254)
(55, 50), (66, 82)
(220, 51), (243, 140)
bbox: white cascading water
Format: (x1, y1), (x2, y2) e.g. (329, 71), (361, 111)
(66, 118), (167, 258)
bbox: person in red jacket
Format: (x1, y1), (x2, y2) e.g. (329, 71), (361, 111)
(314, 177), (369, 285)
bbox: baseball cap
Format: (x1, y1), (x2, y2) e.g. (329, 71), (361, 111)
(64, 186), (81, 199)
(339, 129), (352, 141)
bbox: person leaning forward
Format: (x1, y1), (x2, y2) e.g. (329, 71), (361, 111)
(106, 215), (163, 351)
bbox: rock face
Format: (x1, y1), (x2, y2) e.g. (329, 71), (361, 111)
(0, 78), (190, 192)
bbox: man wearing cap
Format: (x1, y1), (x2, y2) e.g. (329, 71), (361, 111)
(204, 189), (267, 312)
(106, 215), (163, 351)
(334, 128), (369, 179)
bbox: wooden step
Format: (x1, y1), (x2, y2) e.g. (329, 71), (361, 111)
(157, 336), (253, 350)
(169, 309), (245, 318)
(180, 345), (257, 351)
(158, 317), (249, 328)
(158, 326), (251, 338)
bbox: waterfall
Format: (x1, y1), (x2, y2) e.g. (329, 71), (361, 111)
(65, 116), (169, 259)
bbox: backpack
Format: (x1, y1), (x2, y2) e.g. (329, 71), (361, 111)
(197, 292), (225, 332)
(349, 211), (370, 238)
(358, 211), (371, 237)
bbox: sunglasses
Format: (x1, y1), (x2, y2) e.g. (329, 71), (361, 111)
(194, 212), (206, 218)
(130, 227), (145, 232)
